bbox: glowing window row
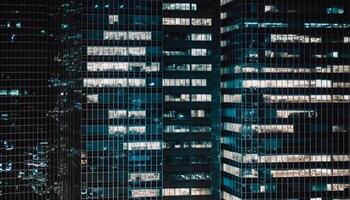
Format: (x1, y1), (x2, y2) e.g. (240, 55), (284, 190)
(87, 62), (159, 72)
(163, 79), (207, 87)
(222, 123), (294, 134)
(222, 151), (350, 163)
(163, 188), (211, 196)
(0, 89), (20, 96)
(108, 110), (145, 119)
(270, 34), (322, 43)
(87, 46), (145, 56)
(163, 48), (210, 56)
(272, 169), (350, 178)
(164, 141), (211, 149)
(164, 125), (211, 133)
(230, 65), (350, 73)
(162, 3), (197, 11)
(103, 31), (151, 40)
(124, 142), (161, 151)
(165, 64), (212, 71)
(129, 173), (160, 182)
(223, 79), (335, 88)
(305, 23), (350, 29)
(131, 189), (159, 198)
(164, 94), (211, 102)
(83, 78), (145, 87)
(163, 18), (212, 26)
(263, 95), (350, 103)
(109, 126), (145, 135)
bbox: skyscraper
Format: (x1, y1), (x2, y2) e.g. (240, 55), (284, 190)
(81, 1), (163, 199)
(162, 0), (220, 199)
(221, 0), (350, 199)
(0, 0), (64, 199)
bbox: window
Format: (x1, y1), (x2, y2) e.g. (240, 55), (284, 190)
(344, 37), (350, 43)
(191, 18), (212, 26)
(265, 5), (278, 13)
(128, 110), (146, 118)
(86, 94), (98, 103)
(103, 31), (152, 40)
(163, 188), (190, 196)
(164, 64), (190, 71)
(270, 34), (322, 43)
(163, 79), (190, 86)
(191, 94), (211, 102)
(87, 46), (146, 56)
(108, 15), (119, 24)
(191, 79), (207, 86)
(191, 48), (210, 56)
(191, 33), (212, 41)
(163, 18), (190, 25)
(125, 142), (161, 150)
(87, 62), (159, 72)
(128, 126), (146, 134)
(131, 189), (159, 198)
(108, 110), (127, 119)
(108, 126), (127, 135)
(165, 94), (190, 102)
(191, 188), (211, 196)
(192, 64), (212, 71)
(129, 173), (160, 182)
(162, 3), (197, 11)
(163, 50), (190, 56)
(83, 78), (145, 87)
(191, 110), (206, 117)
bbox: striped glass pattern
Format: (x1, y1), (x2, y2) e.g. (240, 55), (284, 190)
(221, 0), (350, 199)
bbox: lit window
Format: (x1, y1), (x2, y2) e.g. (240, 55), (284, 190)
(191, 188), (211, 196)
(125, 142), (161, 150)
(191, 94), (211, 102)
(131, 189), (159, 198)
(191, 48), (210, 56)
(163, 188), (190, 196)
(191, 33), (212, 41)
(270, 34), (322, 43)
(108, 110), (127, 119)
(162, 3), (197, 11)
(128, 126), (146, 134)
(191, 18), (212, 26)
(108, 15), (119, 24)
(163, 79), (190, 86)
(129, 173), (160, 182)
(163, 17), (190, 25)
(103, 31), (152, 40)
(128, 110), (146, 118)
(192, 64), (212, 71)
(164, 94), (190, 102)
(344, 37), (350, 43)
(83, 78), (145, 87)
(109, 126), (127, 135)
(191, 79), (207, 86)
(265, 5), (278, 13)
(86, 94), (98, 103)
(87, 46), (146, 56)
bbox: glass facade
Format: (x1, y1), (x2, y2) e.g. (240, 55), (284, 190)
(221, 0), (350, 199)
(162, 0), (220, 199)
(81, 0), (162, 199)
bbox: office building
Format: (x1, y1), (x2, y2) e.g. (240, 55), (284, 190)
(81, 0), (163, 199)
(221, 0), (350, 199)
(0, 0), (64, 199)
(162, 0), (220, 199)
